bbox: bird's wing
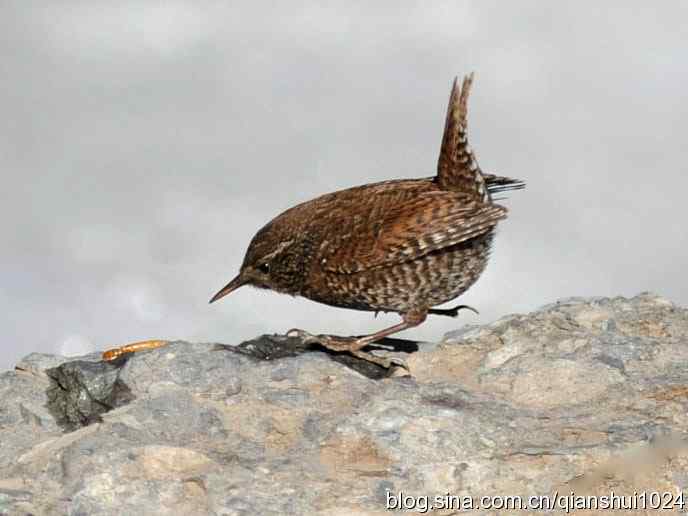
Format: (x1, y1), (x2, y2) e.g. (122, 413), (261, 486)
(322, 191), (507, 274)
(436, 73), (489, 201)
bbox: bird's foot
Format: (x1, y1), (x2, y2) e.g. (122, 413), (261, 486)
(285, 329), (407, 370)
(350, 349), (409, 371)
(286, 328), (320, 343)
(102, 339), (168, 361)
(287, 329), (356, 351)
(428, 304), (479, 318)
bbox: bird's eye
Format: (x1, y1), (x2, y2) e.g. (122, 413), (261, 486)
(258, 262), (270, 274)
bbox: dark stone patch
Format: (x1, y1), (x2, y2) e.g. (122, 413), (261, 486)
(215, 334), (312, 360)
(46, 359), (135, 432)
(595, 353), (627, 374)
(422, 393), (469, 411)
(216, 334), (418, 380)
(0, 487), (32, 501)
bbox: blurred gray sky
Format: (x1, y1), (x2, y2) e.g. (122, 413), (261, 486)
(2, 1), (686, 370)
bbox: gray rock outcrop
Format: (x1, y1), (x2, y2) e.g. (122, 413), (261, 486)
(1, 293), (687, 515)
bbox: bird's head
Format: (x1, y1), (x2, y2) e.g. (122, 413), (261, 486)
(209, 220), (308, 303)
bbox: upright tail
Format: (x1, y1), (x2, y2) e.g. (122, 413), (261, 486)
(436, 74), (486, 199)
(436, 74), (524, 201)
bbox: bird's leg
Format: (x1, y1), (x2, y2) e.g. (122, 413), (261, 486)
(288, 309), (427, 369)
(428, 304), (479, 318)
(102, 339), (168, 361)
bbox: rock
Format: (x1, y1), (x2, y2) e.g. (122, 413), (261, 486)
(1, 293), (688, 515)
(46, 359), (136, 431)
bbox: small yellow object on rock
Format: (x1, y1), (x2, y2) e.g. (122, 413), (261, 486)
(102, 340), (168, 361)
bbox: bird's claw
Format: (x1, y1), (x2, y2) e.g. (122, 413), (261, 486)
(381, 355), (409, 371)
(286, 328), (322, 344)
(389, 356), (409, 370)
(351, 350), (409, 371)
(429, 304), (479, 318)
(285, 328), (409, 372)
(456, 304), (479, 316)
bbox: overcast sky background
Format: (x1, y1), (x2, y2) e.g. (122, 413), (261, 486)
(2, 2), (686, 371)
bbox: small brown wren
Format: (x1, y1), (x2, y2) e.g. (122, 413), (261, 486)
(210, 74), (523, 369)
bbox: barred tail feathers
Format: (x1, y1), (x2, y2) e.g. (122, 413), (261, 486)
(435, 73), (488, 201)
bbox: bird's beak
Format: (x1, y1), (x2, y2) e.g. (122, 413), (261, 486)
(209, 274), (247, 304)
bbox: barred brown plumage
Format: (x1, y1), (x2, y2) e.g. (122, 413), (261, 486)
(210, 73), (524, 370)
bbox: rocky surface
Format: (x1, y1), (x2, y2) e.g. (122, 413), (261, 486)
(1, 293), (688, 515)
